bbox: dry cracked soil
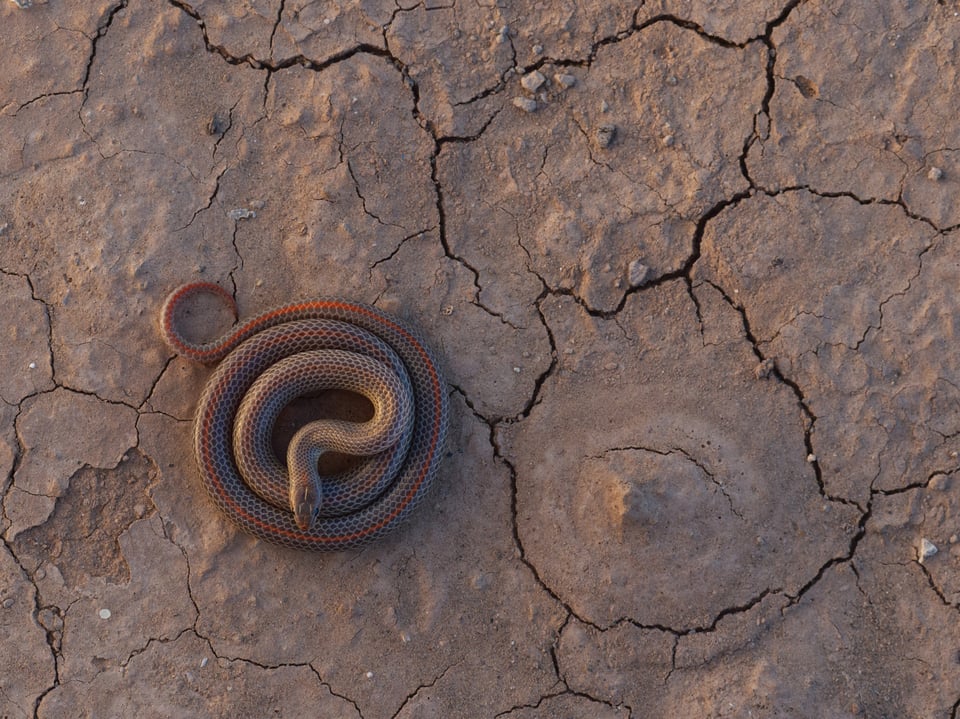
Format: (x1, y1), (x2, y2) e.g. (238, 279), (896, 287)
(2, 1), (960, 717)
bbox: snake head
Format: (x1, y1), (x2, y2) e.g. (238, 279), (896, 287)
(291, 482), (322, 532)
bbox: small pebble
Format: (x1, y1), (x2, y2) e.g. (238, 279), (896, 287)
(28, 362), (37, 369)
(929, 473), (949, 491)
(554, 73), (576, 89)
(950, 534), (958, 544)
(806, 453), (817, 463)
(604, 361), (619, 371)
(227, 208), (256, 221)
(600, 100), (609, 112)
(10, 0), (32, 8)
(596, 124), (617, 149)
(754, 358), (775, 379)
(662, 134), (675, 147)
(512, 97), (538, 113)
(440, 305), (454, 316)
(365, 671), (374, 679)
(200, 657), (209, 668)
(521, 70), (546, 93)
(532, 44), (543, 55)
(2, 597), (14, 609)
(99, 608), (112, 620)
(207, 114), (229, 136)
(627, 259), (649, 288)
(666, 75), (678, 86)
(919, 538), (938, 563)
(513, 366), (521, 374)
(928, 166), (943, 181)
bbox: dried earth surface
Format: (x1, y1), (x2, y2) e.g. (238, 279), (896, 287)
(2, 1), (960, 717)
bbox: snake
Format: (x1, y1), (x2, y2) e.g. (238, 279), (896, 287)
(160, 282), (449, 551)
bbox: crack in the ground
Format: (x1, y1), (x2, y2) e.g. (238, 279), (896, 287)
(596, 445), (746, 521)
(368, 226), (437, 276)
(175, 164), (229, 232)
(268, 0), (286, 58)
(306, 663), (365, 719)
(79, 0), (129, 102)
(345, 158), (405, 230)
(494, 688), (632, 718)
(0, 535), (62, 717)
(13, 90), (83, 116)
(389, 662), (454, 719)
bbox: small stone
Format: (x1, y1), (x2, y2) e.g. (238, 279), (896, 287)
(806, 453), (817, 463)
(554, 73), (576, 89)
(521, 70), (546, 93)
(596, 124), (617, 149)
(207, 114), (230, 136)
(929, 473), (949, 490)
(200, 657), (209, 668)
(919, 538), (938, 563)
(662, 134), (675, 147)
(2, 597), (14, 609)
(532, 44), (543, 55)
(513, 366), (521, 374)
(512, 97), (538, 113)
(600, 100), (609, 112)
(10, 0), (32, 8)
(440, 305), (454, 316)
(928, 166), (943, 181)
(365, 671), (374, 679)
(754, 358), (775, 379)
(28, 362), (37, 369)
(99, 608), (112, 620)
(227, 208), (256, 221)
(627, 259), (649, 288)
(950, 534), (958, 544)
(604, 361), (619, 371)
(666, 75), (678, 86)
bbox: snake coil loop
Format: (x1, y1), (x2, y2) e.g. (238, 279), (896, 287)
(161, 282), (449, 551)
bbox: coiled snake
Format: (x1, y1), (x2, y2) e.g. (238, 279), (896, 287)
(160, 282), (449, 551)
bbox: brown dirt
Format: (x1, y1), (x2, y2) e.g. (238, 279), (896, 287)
(2, 1), (959, 717)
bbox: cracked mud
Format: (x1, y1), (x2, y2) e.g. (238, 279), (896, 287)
(2, 1), (960, 717)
